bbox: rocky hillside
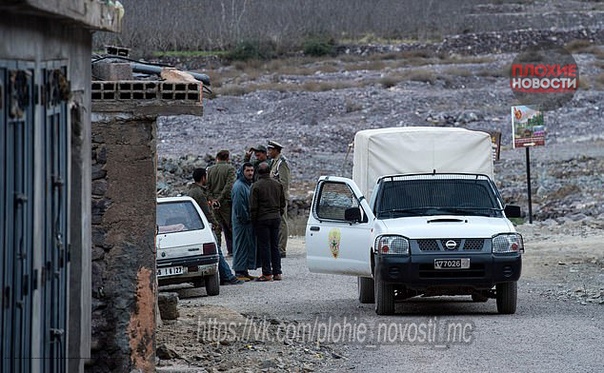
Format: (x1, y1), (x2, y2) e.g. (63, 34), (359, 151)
(156, 24), (604, 227)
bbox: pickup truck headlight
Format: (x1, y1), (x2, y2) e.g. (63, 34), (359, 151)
(492, 233), (524, 253)
(376, 235), (410, 255)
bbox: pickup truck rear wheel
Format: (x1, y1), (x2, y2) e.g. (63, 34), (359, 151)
(358, 277), (374, 303)
(496, 282), (517, 314)
(204, 272), (220, 296)
(375, 279), (395, 315)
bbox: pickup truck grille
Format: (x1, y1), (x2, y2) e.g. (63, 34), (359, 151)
(417, 239), (485, 252)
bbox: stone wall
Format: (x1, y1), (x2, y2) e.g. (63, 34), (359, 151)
(89, 113), (158, 372)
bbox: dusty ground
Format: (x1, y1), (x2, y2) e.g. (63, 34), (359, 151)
(155, 222), (603, 372)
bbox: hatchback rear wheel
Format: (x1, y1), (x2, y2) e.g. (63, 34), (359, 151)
(205, 272), (220, 296)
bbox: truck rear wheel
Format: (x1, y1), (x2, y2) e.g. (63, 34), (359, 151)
(204, 272), (220, 296)
(375, 279), (395, 315)
(358, 277), (374, 304)
(496, 282), (517, 314)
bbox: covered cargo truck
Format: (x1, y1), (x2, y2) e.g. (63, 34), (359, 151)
(306, 126), (523, 315)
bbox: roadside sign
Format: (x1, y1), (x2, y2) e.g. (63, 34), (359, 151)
(512, 105), (545, 148)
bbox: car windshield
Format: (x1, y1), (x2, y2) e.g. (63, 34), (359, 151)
(157, 200), (205, 233)
(376, 177), (502, 219)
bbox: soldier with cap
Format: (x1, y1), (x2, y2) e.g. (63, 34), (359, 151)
(244, 144), (269, 182)
(206, 149), (237, 256)
(267, 140), (291, 258)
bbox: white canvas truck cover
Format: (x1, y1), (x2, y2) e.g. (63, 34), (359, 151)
(352, 126), (494, 197)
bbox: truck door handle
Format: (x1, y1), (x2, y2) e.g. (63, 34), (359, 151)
(309, 226), (320, 231)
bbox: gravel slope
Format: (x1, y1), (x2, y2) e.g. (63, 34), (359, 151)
(157, 49), (604, 222)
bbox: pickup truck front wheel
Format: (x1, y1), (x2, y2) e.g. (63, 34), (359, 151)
(375, 279), (395, 315)
(496, 282), (517, 314)
(358, 277), (375, 304)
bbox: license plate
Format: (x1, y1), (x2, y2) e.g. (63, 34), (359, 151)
(157, 266), (185, 277)
(434, 258), (470, 269)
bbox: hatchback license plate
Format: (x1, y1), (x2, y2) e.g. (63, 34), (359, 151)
(157, 266), (185, 277)
(434, 258), (470, 269)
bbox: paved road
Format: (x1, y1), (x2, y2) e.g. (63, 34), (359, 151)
(181, 236), (604, 373)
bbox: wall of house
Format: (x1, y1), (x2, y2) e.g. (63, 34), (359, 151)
(89, 111), (158, 372)
(1, 1), (121, 372)
(0, 12), (93, 373)
(2, 3), (201, 371)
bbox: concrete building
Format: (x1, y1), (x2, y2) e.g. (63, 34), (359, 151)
(1, 1), (121, 372)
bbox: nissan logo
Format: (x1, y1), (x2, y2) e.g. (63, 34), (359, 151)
(445, 240), (458, 250)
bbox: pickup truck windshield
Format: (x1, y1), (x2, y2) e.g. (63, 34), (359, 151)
(376, 177), (502, 219)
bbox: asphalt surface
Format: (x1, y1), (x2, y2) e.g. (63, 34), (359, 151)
(172, 228), (604, 373)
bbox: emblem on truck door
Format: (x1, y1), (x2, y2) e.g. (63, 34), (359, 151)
(328, 228), (341, 258)
(445, 240), (458, 250)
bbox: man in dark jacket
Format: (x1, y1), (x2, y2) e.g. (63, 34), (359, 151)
(250, 162), (285, 281)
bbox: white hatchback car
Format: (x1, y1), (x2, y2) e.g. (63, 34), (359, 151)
(156, 196), (220, 295)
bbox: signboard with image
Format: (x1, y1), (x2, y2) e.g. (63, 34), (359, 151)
(512, 105), (545, 148)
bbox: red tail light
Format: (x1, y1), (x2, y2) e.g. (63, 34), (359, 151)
(203, 242), (217, 255)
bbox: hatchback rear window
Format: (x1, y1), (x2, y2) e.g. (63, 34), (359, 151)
(157, 201), (205, 233)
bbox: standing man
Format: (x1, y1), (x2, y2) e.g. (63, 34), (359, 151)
(206, 150), (236, 256)
(231, 162), (257, 281)
(267, 140), (291, 258)
(244, 144), (269, 182)
(188, 168), (243, 285)
(250, 162), (285, 281)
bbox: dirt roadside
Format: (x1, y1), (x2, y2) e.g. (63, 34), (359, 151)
(155, 222), (603, 372)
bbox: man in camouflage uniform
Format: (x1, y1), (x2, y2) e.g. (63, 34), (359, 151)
(206, 149), (237, 256)
(267, 140), (291, 258)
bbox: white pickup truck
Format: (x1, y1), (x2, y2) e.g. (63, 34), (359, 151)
(306, 127), (524, 315)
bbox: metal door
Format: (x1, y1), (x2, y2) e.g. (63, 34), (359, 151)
(0, 62), (35, 373)
(40, 63), (70, 373)
(0, 60), (69, 373)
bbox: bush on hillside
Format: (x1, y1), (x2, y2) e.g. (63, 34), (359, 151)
(303, 37), (336, 57)
(227, 40), (278, 61)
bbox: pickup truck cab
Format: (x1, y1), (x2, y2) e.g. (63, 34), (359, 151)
(306, 127), (524, 315)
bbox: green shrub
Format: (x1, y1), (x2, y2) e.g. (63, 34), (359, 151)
(227, 40), (277, 61)
(303, 37), (335, 57)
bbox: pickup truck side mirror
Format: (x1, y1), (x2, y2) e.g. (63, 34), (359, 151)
(504, 205), (522, 218)
(344, 207), (362, 222)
